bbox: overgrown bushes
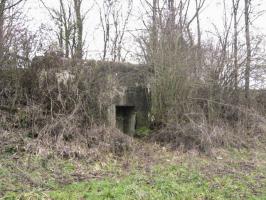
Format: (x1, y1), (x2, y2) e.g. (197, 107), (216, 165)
(0, 53), (265, 156)
(150, 64), (266, 152)
(0, 56), (136, 158)
(150, 63), (266, 152)
(147, 23), (266, 152)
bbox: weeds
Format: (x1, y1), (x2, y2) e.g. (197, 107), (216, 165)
(0, 145), (265, 199)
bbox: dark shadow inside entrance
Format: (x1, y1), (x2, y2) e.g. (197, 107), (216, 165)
(116, 106), (136, 134)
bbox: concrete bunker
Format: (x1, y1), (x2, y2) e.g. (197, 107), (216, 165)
(107, 86), (150, 135)
(30, 55), (151, 136)
(115, 106), (136, 134)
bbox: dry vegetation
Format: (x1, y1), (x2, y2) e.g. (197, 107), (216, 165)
(0, 57), (140, 160)
(0, 0), (266, 199)
(0, 53), (265, 158)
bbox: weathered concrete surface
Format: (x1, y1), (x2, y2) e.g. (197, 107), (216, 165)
(31, 55), (152, 134)
(96, 63), (151, 134)
(109, 87), (150, 134)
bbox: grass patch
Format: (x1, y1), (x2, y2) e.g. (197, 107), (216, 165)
(0, 147), (266, 200)
(48, 164), (266, 200)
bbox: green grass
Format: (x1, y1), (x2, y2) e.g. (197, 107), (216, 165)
(48, 164), (266, 200)
(1, 147), (266, 200)
(135, 127), (151, 138)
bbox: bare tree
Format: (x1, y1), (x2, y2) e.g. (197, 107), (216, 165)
(40, 0), (75, 57)
(195, 0), (206, 77)
(73, 0), (83, 59)
(60, 0), (73, 57)
(151, 0), (157, 65)
(97, 0), (112, 61)
(97, 0), (133, 62)
(0, 0), (24, 64)
(167, 0), (175, 30)
(40, 0), (86, 59)
(244, 0), (251, 104)
(111, 0), (133, 62)
(232, 0), (240, 103)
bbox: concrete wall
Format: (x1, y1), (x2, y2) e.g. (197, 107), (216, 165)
(31, 55), (152, 134)
(108, 86), (150, 134)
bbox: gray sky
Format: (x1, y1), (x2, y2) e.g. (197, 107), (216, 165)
(24, 0), (266, 61)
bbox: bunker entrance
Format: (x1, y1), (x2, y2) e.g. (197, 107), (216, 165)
(116, 106), (136, 134)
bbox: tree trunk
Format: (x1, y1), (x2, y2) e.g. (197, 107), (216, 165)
(59, 0), (70, 58)
(0, 0), (6, 65)
(232, 0), (241, 108)
(59, 6), (63, 50)
(152, 0), (157, 66)
(195, 0), (202, 78)
(233, 0), (238, 91)
(168, 0), (175, 26)
(74, 0), (83, 59)
(244, 0), (251, 105)
(103, 23), (109, 61)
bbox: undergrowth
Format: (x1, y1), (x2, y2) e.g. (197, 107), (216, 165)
(1, 145), (266, 200)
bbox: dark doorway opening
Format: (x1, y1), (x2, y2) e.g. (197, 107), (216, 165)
(116, 106), (136, 134)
